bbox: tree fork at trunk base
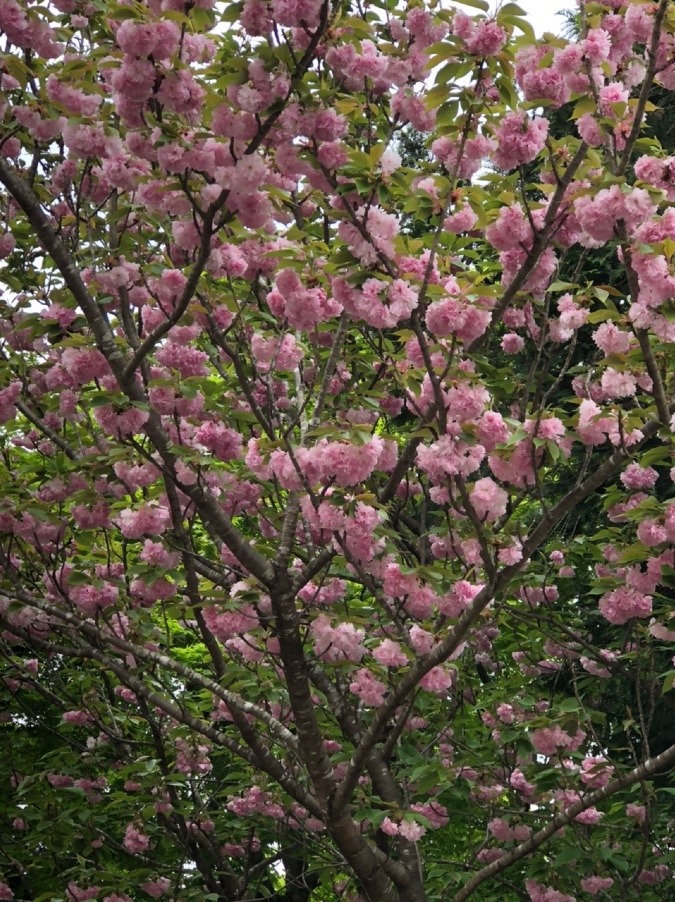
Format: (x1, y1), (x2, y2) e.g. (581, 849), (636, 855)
(327, 811), (426, 902)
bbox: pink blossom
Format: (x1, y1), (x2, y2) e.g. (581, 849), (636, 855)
(398, 820), (426, 842)
(488, 817), (514, 842)
(525, 880), (575, 902)
(529, 725), (586, 757)
(338, 206), (399, 265)
(202, 604), (257, 642)
(575, 806), (603, 825)
(626, 802), (646, 824)
(62, 710), (92, 726)
(431, 133), (495, 179)
(93, 403), (149, 439)
(139, 878), (171, 898)
(510, 769), (535, 795)
(139, 540), (180, 570)
(194, 421), (243, 462)
(582, 28), (611, 63)
(117, 504), (171, 540)
(469, 477), (508, 522)
(372, 639), (408, 667)
(417, 434), (485, 481)
(621, 463), (658, 492)
(410, 801), (448, 830)
(227, 785), (284, 819)
(349, 668), (387, 706)
(444, 205), (477, 233)
(409, 625), (435, 654)
(175, 739), (212, 775)
(419, 666), (454, 695)
(123, 823), (150, 854)
(576, 399), (613, 446)
(599, 587), (652, 624)
(70, 583), (119, 618)
(59, 348), (109, 386)
(491, 112), (549, 171)
(637, 866), (670, 885)
(476, 411), (510, 451)
(311, 615), (365, 663)
(600, 368), (637, 399)
(580, 756), (613, 789)
(599, 82), (629, 116)
(438, 580), (483, 618)
(486, 204), (530, 251)
(636, 519), (667, 546)
(48, 773), (75, 788)
(116, 20), (180, 58)
(66, 885), (100, 902)
(155, 343), (208, 377)
(580, 876), (613, 895)
(380, 816), (399, 836)
(593, 321), (632, 355)
(502, 332), (524, 353)
(47, 74), (101, 117)
(379, 147), (402, 178)
(425, 293), (491, 343)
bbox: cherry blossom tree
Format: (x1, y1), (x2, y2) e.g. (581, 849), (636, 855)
(1, 0), (675, 900)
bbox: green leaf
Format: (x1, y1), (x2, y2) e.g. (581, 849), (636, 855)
(453, 0), (489, 10)
(663, 672), (675, 694)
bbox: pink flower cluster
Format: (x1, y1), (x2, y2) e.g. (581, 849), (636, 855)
(491, 111), (549, 172)
(580, 876), (614, 896)
(431, 133), (496, 180)
(202, 603), (258, 642)
(338, 206), (400, 265)
(452, 12), (506, 58)
(593, 320), (632, 355)
(267, 268), (341, 331)
(372, 638), (408, 668)
(635, 154), (675, 202)
(301, 497), (384, 563)
(311, 614), (365, 663)
(437, 580), (483, 618)
(487, 817), (531, 843)
(579, 756), (613, 789)
(333, 277), (418, 329)
(349, 668), (387, 706)
(251, 333), (303, 373)
(577, 399), (643, 448)
(227, 786), (284, 819)
(116, 504), (171, 540)
(469, 477), (508, 522)
(123, 823), (150, 854)
(139, 878), (171, 898)
(575, 184), (655, 247)
(599, 586), (652, 624)
(175, 738), (213, 775)
(249, 434), (396, 490)
(194, 421), (243, 462)
(525, 880), (575, 902)
(417, 432), (485, 482)
(425, 284), (492, 344)
(529, 725), (585, 757)
(380, 817), (426, 842)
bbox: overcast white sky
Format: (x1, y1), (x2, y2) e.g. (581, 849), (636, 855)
(513, 0), (574, 36)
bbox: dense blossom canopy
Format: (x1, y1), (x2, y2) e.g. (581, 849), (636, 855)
(0, 0), (675, 900)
